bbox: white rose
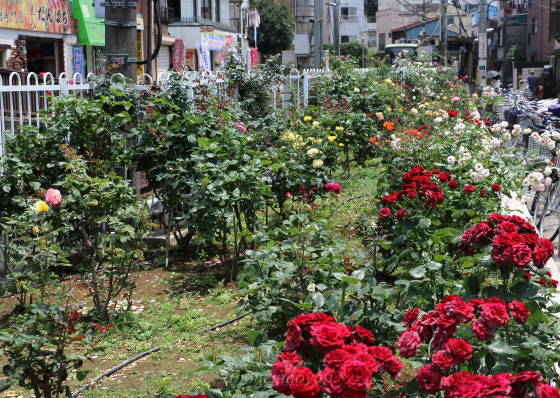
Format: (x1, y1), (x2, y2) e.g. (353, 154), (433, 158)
(447, 155), (456, 164)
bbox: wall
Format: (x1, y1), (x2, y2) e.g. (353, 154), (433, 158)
(526, 0), (555, 63)
(376, 8), (421, 51)
(339, 0), (368, 42)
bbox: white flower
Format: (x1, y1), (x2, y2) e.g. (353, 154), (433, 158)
(462, 152), (472, 160)
(458, 146), (466, 155)
(307, 148), (319, 157)
(482, 169), (489, 177)
(531, 183), (546, 192)
(500, 121), (509, 129)
(447, 155), (456, 164)
(434, 117), (443, 123)
(470, 171), (478, 180)
(474, 163), (484, 172)
(552, 131), (560, 141)
(454, 123), (466, 133)
(513, 124), (521, 130)
(354, 88), (360, 93)
(542, 130), (551, 139)
(524, 128), (532, 135)
(312, 159), (323, 168)
(503, 132), (511, 141)
(548, 141), (556, 150)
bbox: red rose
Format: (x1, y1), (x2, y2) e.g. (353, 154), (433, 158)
(277, 352), (302, 366)
(438, 172), (451, 182)
(488, 213), (507, 223)
(448, 180), (458, 189)
(340, 359), (373, 391)
(367, 345), (393, 363)
(510, 244), (533, 267)
(382, 193), (399, 205)
(536, 383), (560, 398)
(343, 343), (368, 356)
(417, 364), (443, 394)
(448, 110), (458, 117)
(271, 360), (296, 394)
(434, 295), (474, 323)
(441, 372), (483, 398)
(472, 222), (493, 244)
(491, 184), (501, 192)
(445, 338), (472, 363)
(480, 188), (485, 197)
(431, 350), (455, 370)
(402, 308), (420, 327)
(480, 301), (509, 328)
(284, 321), (302, 352)
(323, 347), (351, 369)
(291, 313), (335, 332)
(386, 355), (403, 379)
(395, 209), (406, 221)
(471, 319), (493, 340)
(533, 238), (555, 268)
(522, 233), (538, 248)
(496, 221), (519, 235)
(513, 370), (541, 387)
(483, 373), (513, 397)
(348, 325), (375, 345)
(176, 395), (212, 398)
(463, 185), (475, 193)
(378, 207), (391, 220)
(318, 366), (345, 395)
(396, 329), (421, 358)
(508, 300), (530, 324)
(523, 272), (533, 280)
(288, 366), (320, 398)
(309, 322), (351, 351)
(403, 84), (408, 88)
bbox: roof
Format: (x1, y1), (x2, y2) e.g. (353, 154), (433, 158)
(392, 17), (439, 33)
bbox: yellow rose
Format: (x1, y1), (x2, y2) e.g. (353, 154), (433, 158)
(399, 109), (403, 113)
(312, 159), (323, 168)
(304, 116), (312, 122)
(328, 135), (337, 142)
(443, 96), (447, 100)
(312, 121), (320, 128)
(339, 143), (344, 147)
(387, 107), (392, 112)
(34, 200), (49, 213)
(335, 126), (344, 132)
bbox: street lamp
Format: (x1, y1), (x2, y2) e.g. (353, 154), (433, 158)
(361, 36), (365, 68)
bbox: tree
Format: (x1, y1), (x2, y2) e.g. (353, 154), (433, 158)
(254, 0), (293, 56)
(324, 42), (368, 62)
(505, 44), (525, 63)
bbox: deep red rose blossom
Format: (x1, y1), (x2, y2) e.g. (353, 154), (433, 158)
(431, 350), (455, 370)
(417, 364), (443, 394)
(449, 180), (458, 189)
(510, 244), (533, 267)
(284, 321), (302, 352)
(318, 367), (345, 395)
(471, 319), (493, 340)
(395, 209), (406, 221)
(323, 348), (352, 369)
(348, 325), (375, 345)
(402, 308), (420, 327)
(536, 383), (560, 398)
(340, 360), (373, 391)
(480, 301), (509, 328)
(288, 367), (320, 398)
(396, 329), (421, 358)
(463, 185), (475, 193)
(480, 188), (485, 197)
(508, 300), (530, 324)
(378, 207), (391, 220)
(309, 322), (351, 351)
(445, 338), (473, 363)
(491, 184), (501, 192)
(271, 360), (295, 394)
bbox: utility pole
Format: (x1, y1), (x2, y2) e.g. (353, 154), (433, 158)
(422, 0), (426, 42)
(333, 1), (340, 57)
(477, 0), (488, 91)
(313, 0), (322, 68)
(440, 0), (448, 66)
(105, 0), (138, 80)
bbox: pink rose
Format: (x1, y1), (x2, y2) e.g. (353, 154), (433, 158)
(44, 188), (62, 207)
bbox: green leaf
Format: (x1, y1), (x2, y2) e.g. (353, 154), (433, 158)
(419, 218), (432, 229)
(488, 340), (518, 355)
(405, 379), (418, 394)
(76, 370), (88, 382)
(410, 266), (426, 279)
(198, 137), (209, 148)
(463, 274), (480, 295)
(311, 292), (325, 309)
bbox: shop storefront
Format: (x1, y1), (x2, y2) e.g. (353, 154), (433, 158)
(0, 0), (74, 74)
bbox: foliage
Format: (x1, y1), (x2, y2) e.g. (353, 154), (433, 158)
(324, 42), (369, 63)
(506, 44), (526, 63)
(253, 0), (293, 56)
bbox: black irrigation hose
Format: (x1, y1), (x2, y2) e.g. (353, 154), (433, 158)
(71, 313), (247, 397)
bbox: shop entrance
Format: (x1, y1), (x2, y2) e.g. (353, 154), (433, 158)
(25, 37), (63, 75)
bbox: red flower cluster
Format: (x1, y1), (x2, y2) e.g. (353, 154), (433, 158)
(461, 214), (554, 269)
(416, 368), (560, 398)
(176, 395), (211, 398)
(448, 110), (459, 117)
(272, 313), (402, 398)
(379, 166), (447, 221)
(397, 295), (529, 359)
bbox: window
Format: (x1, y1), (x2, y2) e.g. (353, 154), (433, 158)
(369, 34), (376, 47)
(341, 35), (350, 43)
(215, 0), (220, 22)
(341, 6), (358, 21)
(201, 0), (211, 19)
(379, 33), (385, 51)
(532, 17), (537, 34)
(448, 16), (454, 24)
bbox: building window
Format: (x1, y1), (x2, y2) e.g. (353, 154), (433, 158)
(341, 6), (358, 21)
(532, 17), (537, 34)
(379, 33), (385, 51)
(448, 16), (454, 24)
(215, 0), (220, 22)
(341, 35), (350, 43)
(369, 34), (376, 47)
(201, 0), (211, 19)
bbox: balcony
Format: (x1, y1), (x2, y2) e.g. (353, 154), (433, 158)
(551, 9), (560, 39)
(170, 16), (236, 32)
(159, 6), (175, 23)
(340, 15), (358, 22)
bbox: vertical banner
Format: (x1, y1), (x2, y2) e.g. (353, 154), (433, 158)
(185, 49), (195, 71)
(250, 48), (258, 68)
(136, 30), (143, 76)
(197, 43), (211, 72)
(72, 46), (83, 76)
(173, 39), (184, 70)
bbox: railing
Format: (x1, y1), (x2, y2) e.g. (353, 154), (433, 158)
(551, 9), (560, 39)
(170, 16), (236, 32)
(341, 15), (358, 22)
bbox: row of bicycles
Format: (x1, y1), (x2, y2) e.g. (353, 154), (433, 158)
(491, 88), (560, 250)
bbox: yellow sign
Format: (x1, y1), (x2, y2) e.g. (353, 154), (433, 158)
(0, 0), (72, 33)
(137, 31), (143, 76)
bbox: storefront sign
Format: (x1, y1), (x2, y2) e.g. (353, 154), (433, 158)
(173, 39), (184, 70)
(200, 31), (234, 52)
(72, 46), (83, 76)
(0, 0), (72, 33)
(185, 49), (195, 71)
(249, 48), (258, 68)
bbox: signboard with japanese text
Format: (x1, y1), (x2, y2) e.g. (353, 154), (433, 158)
(197, 43), (211, 72)
(72, 46), (83, 76)
(137, 30), (143, 76)
(200, 30), (234, 52)
(173, 39), (184, 70)
(0, 0), (72, 33)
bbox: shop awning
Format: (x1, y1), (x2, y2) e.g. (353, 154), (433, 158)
(73, 0), (105, 47)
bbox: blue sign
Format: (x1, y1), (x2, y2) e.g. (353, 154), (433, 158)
(73, 46), (83, 76)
